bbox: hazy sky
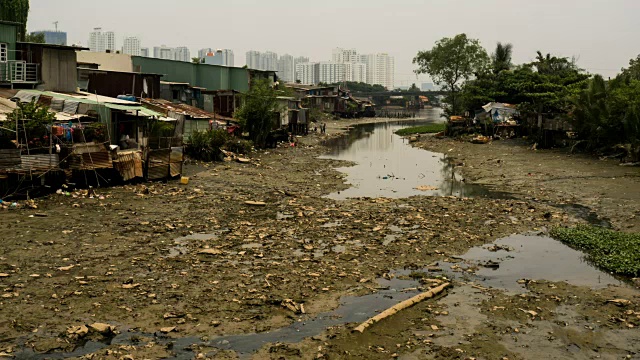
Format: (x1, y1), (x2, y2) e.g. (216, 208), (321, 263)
(28, 0), (640, 87)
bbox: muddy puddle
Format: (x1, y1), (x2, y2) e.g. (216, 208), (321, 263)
(321, 114), (498, 200)
(439, 233), (623, 292)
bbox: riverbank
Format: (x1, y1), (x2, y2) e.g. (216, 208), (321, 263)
(414, 135), (640, 232)
(0, 119), (638, 359)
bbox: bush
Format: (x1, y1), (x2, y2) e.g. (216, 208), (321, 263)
(550, 225), (640, 277)
(395, 123), (446, 136)
(224, 138), (254, 155)
(186, 129), (228, 161)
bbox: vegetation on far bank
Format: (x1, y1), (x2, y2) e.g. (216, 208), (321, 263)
(395, 123), (446, 136)
(414, 33), (640, 154)
(551, 225), (640, 277)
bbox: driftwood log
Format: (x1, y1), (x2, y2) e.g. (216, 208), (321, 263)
(353, 283), (451, 333)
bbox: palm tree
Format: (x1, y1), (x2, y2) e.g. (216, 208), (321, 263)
(492, 43), (513, 74)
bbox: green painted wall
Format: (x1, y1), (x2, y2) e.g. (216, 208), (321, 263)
(131, 56), (250, 92)
(132, 57), (197, 85)
(0, 22), (18, 61)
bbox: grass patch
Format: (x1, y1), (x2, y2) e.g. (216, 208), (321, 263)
(550, 225), (640, 277)
(395, 123), (446, 136)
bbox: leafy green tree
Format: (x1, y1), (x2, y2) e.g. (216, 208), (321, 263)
(0, 0), (29, 41)
(620, 55), (640, 81)
(413, 34), (489, 116)
(7, 100), (56, 141)
(25, 32), (44, 43)
(191, 57), (203, 64)
(491, 42), (513, 74)
(235, 79), (279, 148)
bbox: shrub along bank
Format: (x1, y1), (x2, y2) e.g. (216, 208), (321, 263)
(551, 225), (640, 277)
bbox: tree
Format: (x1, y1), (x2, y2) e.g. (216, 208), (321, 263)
(235, 79), (279, 148)
(408, 83), (420, 92)
(191, 57), (203, 64)
(414, 34), (489, 116)
(492, 42), (513, 74)
(6, 100), (56, 145)
(0, 0), (30, 41)
(25, 32), (45, 43)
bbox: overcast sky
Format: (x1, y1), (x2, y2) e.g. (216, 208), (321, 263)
(28, 0), (640, 87)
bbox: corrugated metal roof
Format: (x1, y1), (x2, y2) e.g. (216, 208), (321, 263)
(141, 98), (216, 119)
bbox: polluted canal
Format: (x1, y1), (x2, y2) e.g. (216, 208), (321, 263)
(12, 114), (633, 359)
(320, 111), (493, 200)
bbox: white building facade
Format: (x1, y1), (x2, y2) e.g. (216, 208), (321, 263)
(277, 54), (295, 83)
(332, 48), (395, 89)
(298, 62), (319, 85)
(318, 62), (346, 84)
(88, 28), (115, 53)
(122, 36), (141, 56)
(204, 49), (235, 66)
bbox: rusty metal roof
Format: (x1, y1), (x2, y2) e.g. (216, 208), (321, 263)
(140, 98), (235, 122)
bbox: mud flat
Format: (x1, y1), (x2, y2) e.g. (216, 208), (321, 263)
(0, 118), (638, 359)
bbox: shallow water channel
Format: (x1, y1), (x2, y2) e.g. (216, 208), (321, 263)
(321, 110), (493, 199)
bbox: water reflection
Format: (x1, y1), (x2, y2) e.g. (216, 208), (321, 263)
(321, 113), (492, 200)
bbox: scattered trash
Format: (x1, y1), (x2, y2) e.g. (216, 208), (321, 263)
(180, 177), (190, 185)
(245, 201), (267, 206)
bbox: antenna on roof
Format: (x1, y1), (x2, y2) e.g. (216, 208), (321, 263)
(53, 21), (59, 32)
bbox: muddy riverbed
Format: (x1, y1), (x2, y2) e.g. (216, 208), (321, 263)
(1, 115), (639, 359)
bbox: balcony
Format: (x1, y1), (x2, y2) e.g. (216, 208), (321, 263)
(0, 61), (40, 86)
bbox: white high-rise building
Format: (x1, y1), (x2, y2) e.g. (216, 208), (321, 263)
(122, 36), (141, 56)
(332, 48), (358, 63)
(277, 54), (295, 83)
(246, 50), (261, 69)
(174, 47), (190, 62)
(88, 28), (115, 53)
(140, 47), (149, 57)
(198, 48), (213, 61)
(298, 62), (319, 85)
(318, 62), (345, 84)
(246, 50), (279, 71)
(333, 48), (395, 89)
(153, 46), (190, 62)
(294, 56), (309, 83)
(262, 51), (278, 71)
(154, 45), (174, 60)
(204, 49), (235, 66)
(344, 62), (367, 83)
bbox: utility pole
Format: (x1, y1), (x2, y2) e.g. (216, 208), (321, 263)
(53, 21), (59, 32)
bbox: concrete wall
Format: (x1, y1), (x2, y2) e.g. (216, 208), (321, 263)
(77, 52), (133, 72)
(41, 48), (77, 92)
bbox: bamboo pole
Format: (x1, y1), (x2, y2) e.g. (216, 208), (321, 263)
(353, 283), (451, 334)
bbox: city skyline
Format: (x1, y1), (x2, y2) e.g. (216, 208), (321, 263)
(28, 0), (640, 88)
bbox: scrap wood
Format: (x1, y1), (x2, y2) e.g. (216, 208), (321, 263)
(353, 282), (451, 333)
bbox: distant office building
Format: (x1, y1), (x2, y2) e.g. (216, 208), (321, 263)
(298, 62), (319, 85)
(122, 36), (141, 56)
(198, 48), (213, 61)
(332, 48), (395, 89)
(154, 45), (174, 60)
(318, 62), (346, 84)
(88, 28), (115, 53)
(344, 62), (367, 83)
(332, 48), (358, 63)
(31, 30), (67, 45)
(277, 54), (295, 83)
(140, 47), (149, 57)
(204, 49), (234, 66)
(294, 56), (310, 83)
(174, 47), (190, 62)
(262, 51), (278, 71)
(245, 50), (278, 71)
(421, 82), (434, 91)
(153, 45), (190, 62)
